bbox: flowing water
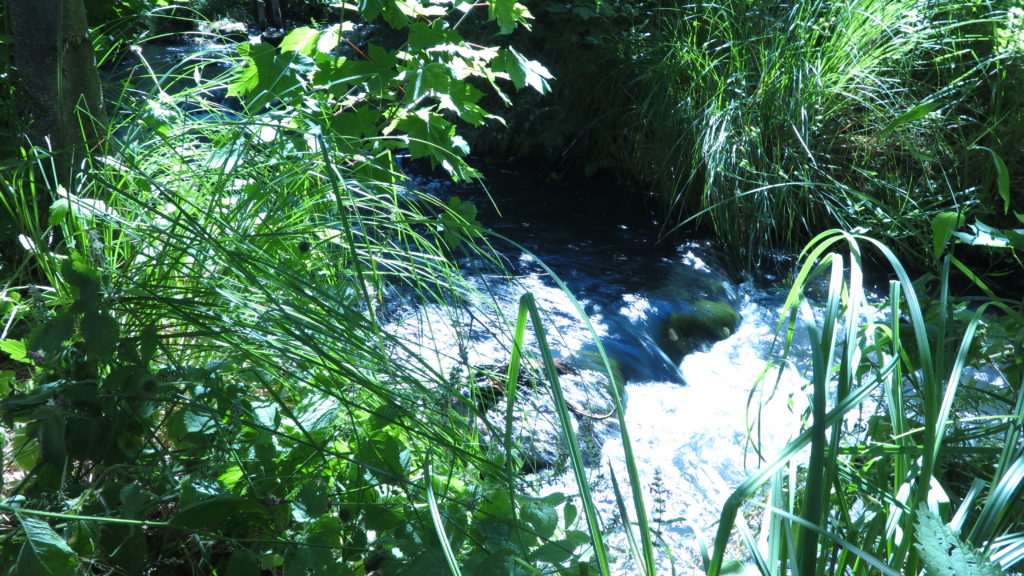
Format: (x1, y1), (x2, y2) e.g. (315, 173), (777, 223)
(122, 41), (838, 574)
(390, 168), (822, 574)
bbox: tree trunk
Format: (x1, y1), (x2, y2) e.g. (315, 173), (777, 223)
(8, 0), (107, 163)
(253, 0), (267, 30)
(269, 0), (283, 28)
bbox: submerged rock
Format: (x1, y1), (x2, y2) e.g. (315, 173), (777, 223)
(655, 299), (742, 365)
(199, 19), (250, 43)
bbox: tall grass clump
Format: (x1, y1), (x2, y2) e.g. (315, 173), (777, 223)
(705, 230), (1024, 576)
(649, 0), (1013, 256)
(528, 0), (1018, 264)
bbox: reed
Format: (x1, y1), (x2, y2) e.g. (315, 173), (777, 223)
(705, 230), (1024, 576)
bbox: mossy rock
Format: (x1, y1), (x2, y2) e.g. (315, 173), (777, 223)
(656, 299), (740, 364)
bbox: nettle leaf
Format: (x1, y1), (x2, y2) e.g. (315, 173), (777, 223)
(80, 310), (119, 362)
(218, 466), (244, 490)
(28, 312), (75, 360)
(304, 516), (343, 567)
(518, 493), (562, 540)
(64, 258), (101, 314)
(296, 482), (330, 518)
(16, 512), (77, 576)
(225, 549), (261, 576)
(49, 198), (69, 226)
(487, 0), (530, 34)
(170, 495), (269, 531)
(139, 325), (159, 366)
(357, 429), (410, 484)
(531, 539), (575, 564)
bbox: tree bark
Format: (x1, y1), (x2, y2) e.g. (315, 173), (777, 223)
(8, 0), (107, 162)
(269, 0), (283, 28)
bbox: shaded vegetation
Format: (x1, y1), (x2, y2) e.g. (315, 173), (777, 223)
(502, 0), (1024, 268)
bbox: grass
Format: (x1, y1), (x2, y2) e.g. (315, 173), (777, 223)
(704, 230), (1024, 576)
(530, 0), (1019, 265)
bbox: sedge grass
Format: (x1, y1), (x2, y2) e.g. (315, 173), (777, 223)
(707, 230), (1024, 576)
(565, 0), (1012, 264)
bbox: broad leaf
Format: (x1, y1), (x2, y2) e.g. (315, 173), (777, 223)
(488, 0), (530, 34)
(16, 513), (76, 576)
(930, 212), (964, 261)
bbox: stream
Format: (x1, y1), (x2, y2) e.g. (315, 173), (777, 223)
(391, 168), (821, 574)
(124, 39), (822, 574)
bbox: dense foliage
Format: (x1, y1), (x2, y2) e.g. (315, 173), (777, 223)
(504, 0), (1024, 268)
(1, 1), (1023, 575)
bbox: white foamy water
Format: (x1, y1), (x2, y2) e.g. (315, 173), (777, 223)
(386, 254), (823, 574)
(538, 285), (814, 575)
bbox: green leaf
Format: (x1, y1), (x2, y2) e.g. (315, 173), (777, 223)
(228, 43), (314, 111)
(1, 382), (60, 412)
(80, 311), (119, 362)
(356, 429), (409, 484)
(359, 0), (408, 28)
(930, 212), (964, 261)
(0, 370), (14, 396)
(979, 146), (1011, 214)
(493, 48), (552, 94)
(16, 513), (77, 576)
(48, 199), (69, 226)
(440, 196), (480, 247)
(404, 60), (452, 102)
(915, 504), (1005, 576)
(218, 466), (244, 490)
(396, 109), (457, 163)
(519, 494), (559, 540)
(531, 539), (575, 564)
(304, 516), (343, 567)
(881, 100), (940, 134)
(279, 27), (320, 56)
(170, 495), (269, 530)
(407, 21), (454, 51)
(38, 411), (67, 466)
(297, 482), (330, 518)
(226, 549), (261, 576)
(488, 0), (529, 34)
(139, 325), (159, 366)
(64, 258), (101, 314)
(564, 502), (578, 528)
(1, 339), (30, 363)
